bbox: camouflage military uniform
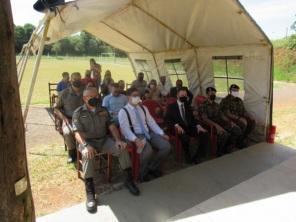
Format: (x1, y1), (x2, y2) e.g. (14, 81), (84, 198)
(199, 100), (229, 155)
(55, 86), (84, 150)
(72, 105), (131, 179)
(220, 94), (255, 146)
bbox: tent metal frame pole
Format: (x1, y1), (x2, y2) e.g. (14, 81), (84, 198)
(101, 21), (153, 53)
(194, 48), (203, 95)
(17, 20), (45, 85)
(18, 47), (30, 84)
(127, 53), (138, 79)
(132, 3), (197, 48)
(267, 46), (274, 139)
(152, 53), (161, 80)
(23, 16), (51, 122)
(17, 50), (27, 78)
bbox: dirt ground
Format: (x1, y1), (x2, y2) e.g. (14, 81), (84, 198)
(25, 81), (296, 216)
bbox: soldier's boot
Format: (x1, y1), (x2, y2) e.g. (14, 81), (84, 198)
(124, 168), (140, 196)
(85, 178), (97, 213)
(67, 149), (76, 164)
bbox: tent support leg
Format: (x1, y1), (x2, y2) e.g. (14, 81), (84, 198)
(152, 53), (161, 80)
(18, 48), (30, 85)
(194, 48), (203, 95)
(127, 53), (138, 79)
(23, 16), (51, 122)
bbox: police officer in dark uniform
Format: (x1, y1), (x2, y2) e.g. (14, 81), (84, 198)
(72, 87), (139, 213)
(219, 84), (256, 148)
(199, 87), (229, 156)
(54, 72), (84, 163)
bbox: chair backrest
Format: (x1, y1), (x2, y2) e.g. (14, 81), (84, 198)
(165, 97), (177, 105)
(195, 95), (207, 107)
(48, 82), (58, 109)
(142, 99), (161, 120)
(48, 82), (58, 93)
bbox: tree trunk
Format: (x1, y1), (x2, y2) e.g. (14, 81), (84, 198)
(0, 0), (35, 221)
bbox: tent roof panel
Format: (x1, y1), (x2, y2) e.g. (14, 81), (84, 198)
(85, 23), (146, 52)
(44, 0), (271, 52)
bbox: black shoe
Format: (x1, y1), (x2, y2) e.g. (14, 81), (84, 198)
(86, 194), (97, 213)
(124, 168), (140, 196)
(140, 173), (154, 182)
(192, 157), (201, 165)
(67, 149), (76, 164)
(125, 179), (140, 196)
(85, 178), (97, 213)
(149, 169), (162, 178)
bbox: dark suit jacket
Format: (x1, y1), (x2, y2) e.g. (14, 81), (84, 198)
(169, 87), (193, 104)
(165, 101), (198, 133)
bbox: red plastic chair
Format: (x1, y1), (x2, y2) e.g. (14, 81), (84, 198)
(195, 95), (207, 107)
(165, 97), (177, 105)
(126, 142), (140, 182)
(142, 99), (164, 126)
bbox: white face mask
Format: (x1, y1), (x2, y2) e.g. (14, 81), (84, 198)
(131, 96), (142, 105)
(231, 91), (240, 97)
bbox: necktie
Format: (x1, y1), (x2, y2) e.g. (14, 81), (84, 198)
(134, 107), (151, 140)
(181, 104), (187, 125)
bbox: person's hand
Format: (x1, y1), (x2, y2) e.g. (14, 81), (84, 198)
(134, 138), (145, 149)
(162, 134), (170, 141)
(63, 117), (70, 125)
(116, 140), (127, 151)
(197, 124), (207, 133)
(82, 145), (96, 159)
(215, 125), (226, 134)
(175, 124), (185, 135)
(238, 117), (247, 126)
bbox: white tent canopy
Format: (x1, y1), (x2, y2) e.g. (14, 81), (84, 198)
(23, 0), (273, 142)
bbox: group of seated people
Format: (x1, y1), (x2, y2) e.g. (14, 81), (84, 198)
(54, 58), (255, 213)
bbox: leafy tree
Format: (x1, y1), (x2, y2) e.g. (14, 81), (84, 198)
(14, 24), (127, 57)
(14, 25), (26, 52)
(23, 23), (35, 41)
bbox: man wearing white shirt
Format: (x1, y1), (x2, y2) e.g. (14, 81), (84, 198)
(118, 87), (171, 181)
(158, 75), (171, 97)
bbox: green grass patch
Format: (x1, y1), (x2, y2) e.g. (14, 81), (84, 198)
(20, 56), (134, 105)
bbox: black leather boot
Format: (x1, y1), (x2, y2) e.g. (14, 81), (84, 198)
(124, 168), (140, 196)
(85, 178), (97, 213)
(67, 149), (76, 164)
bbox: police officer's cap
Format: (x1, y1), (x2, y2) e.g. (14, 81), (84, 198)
(229, 84), (240, 91)
(206, 86), (217, 93)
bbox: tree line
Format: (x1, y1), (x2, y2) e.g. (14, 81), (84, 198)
(14, 23), (126, 57)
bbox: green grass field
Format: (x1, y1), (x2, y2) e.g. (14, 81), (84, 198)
(20, 56), (245, 105)
(19, 56), (135, 105)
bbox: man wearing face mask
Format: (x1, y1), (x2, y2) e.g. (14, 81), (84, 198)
(102, 83), (128, 124)
(54, 72), (84, 163)
(72, 87), (140, 213)
(169, 79), (194, 105)
(131, 72), (148, 97)
(118, 87), (171, 182)
(220, 84), (255, 148)
(199, 87), (232, 156)
(166, 87), (210, 164)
